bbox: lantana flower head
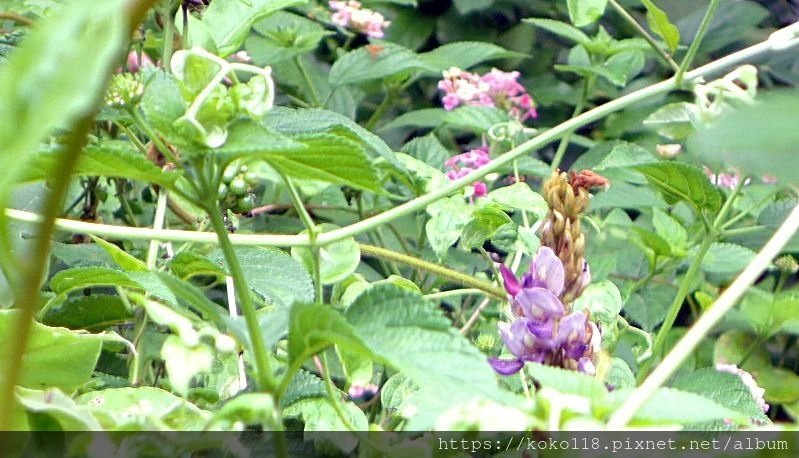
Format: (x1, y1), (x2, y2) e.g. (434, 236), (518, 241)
(329, 1), (390, 38)
(489, 247), (600, 376)
(444, 146), (492, 199)
(437, 67), (537, 121)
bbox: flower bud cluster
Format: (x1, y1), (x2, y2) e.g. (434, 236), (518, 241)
(444, 146), (492, 199)
(105, 72), (144, 108)
(437, 67), (537, 121)
(540, 170), (607, 303)
(329, 1), (390, 38)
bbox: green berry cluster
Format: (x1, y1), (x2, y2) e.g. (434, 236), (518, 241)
(218, 163), (259, 214)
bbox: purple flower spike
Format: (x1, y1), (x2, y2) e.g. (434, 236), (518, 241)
(499, 264), (522, 297)
(488, 357), (525, 375)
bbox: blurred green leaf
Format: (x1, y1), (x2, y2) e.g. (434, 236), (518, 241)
(690, 91), (799, 185)
(567, 0), (608, 27)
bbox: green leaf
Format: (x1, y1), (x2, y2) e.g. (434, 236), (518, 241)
(608, 387), (748, 426)
(329, 43), (431, 87)
(443, 105), (512, 132)
(288, 302), (370, 366)
(0, 310), (103, 392)
(345, 284), (499, 429)
(526, 362), (608, 399)
(641, 0), (680, 53)
(671, 368), (770, 426)
(18, 142), (179, 188)
(76, 387), (209, 430)
(264, 107), (401, 169)
(42, 294), (132, 331)
(292, 224), (360, 285)
(643, 102), (699, 140)
(701, 243), (756, 274)
(283, 398), (367, 452)
(632, 226), (672, 258)
(281, 369), (327, 408)
(715, 330), (799, 404)
(567, 0), (608, 27)
(210, 247), (313, 307)
(652, 209), (688, 250)
(633, 162), (722, 214)
(197, 120), (305, 161)
(201, 0), (306, 57)
(401, 134), (449, 170)
(488, 182), (548, 220)
(594, 141), (657, 170)
(425, 196), (473, 257)
(168, 251), (227, 280)
(380, 108), (447, 131)
(246, 11), (332, 65)
(89, 236), (147, 272)
(209, 393), (280, 429)
(460, 205), (512, 250)
(263, 132), (381, 192)
(419, 42), (525, 73)
(523, 19), (590, 45)
(49, 267), (140, 295)
(573, 280), (623, 326)
(690, 90), (799, 185)
(16, 387), (101, 431)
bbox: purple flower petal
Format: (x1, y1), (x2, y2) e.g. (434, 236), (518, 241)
(498, 321), (526, 357)
(531, 246), (565, 296)
(499, 264), (521, 297)
(515, 287), (564, 320)
(488, 357), (524, 375)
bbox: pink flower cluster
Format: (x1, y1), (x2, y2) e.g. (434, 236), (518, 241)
(437, 67), (537, 121)
(329, 1), (390, 38)
(444, 147), (492, 198)
(703, 166), (751, 190)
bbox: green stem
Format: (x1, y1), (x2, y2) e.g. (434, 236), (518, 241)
(637, 234), (714, 381)
(206, 203), (276, 392)
(0, 12), (34, 26)
(675, 0), (720, 86)
(294, 56), (320, 107)
(608, 0), (680, 72)
(319, 353), (356, 431)
(359, 244), (506, 300)
(280, 174), (323, 303)
(364, 88), (395, 131)
(160, 1), (175, 71)
(0, 112), (96, 431)
(423, 288), (485, 300)
(608, 201), (799, 428)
